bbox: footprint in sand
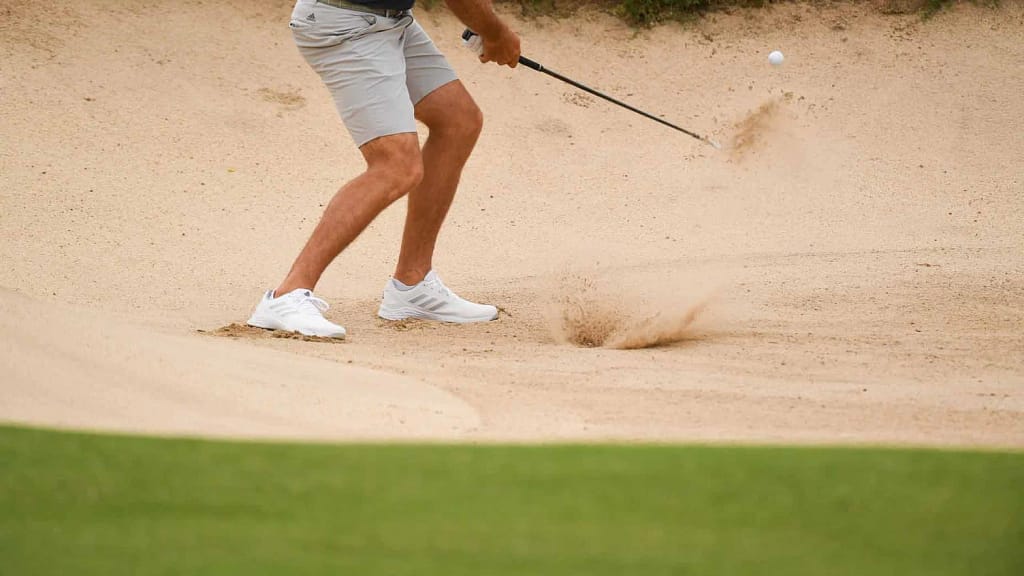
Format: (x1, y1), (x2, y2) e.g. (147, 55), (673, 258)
(258, 87), (306, 111)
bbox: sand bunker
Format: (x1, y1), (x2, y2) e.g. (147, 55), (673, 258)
(1, 0), (1022, 446)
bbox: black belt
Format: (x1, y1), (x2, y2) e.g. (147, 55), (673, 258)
(316, 0), (411, 18)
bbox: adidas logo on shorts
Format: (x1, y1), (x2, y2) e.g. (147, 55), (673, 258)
(305, 12), (316, 22)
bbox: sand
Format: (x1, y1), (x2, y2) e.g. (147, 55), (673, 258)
(1, 0), (1022, 446)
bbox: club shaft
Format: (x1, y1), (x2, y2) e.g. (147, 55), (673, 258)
(518, 56), (705, 142)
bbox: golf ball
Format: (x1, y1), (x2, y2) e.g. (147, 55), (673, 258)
(769, 50), (784, 66)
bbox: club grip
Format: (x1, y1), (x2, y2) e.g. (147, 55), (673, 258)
(462, 28), (539, 71)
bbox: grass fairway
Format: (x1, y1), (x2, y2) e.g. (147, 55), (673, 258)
(1, 426), (1021, 575)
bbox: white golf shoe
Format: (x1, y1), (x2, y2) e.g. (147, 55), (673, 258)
(247, 288), (347, 339)
(378, 271), (498, 323)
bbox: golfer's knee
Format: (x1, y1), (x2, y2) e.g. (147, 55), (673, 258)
(431, 99), (482, 143)
(376, 156), (422, 200)
(399, 156), (424, 193)
(464, 102), (484, 139)
(362, 135), (423, 200)
(453, 101), (483, 142)
(417, 82), (483, 143)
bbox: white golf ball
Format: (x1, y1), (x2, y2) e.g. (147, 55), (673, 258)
(769, 50), (784, 66)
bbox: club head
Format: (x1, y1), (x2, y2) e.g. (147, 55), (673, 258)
(706, 138), (723, 150)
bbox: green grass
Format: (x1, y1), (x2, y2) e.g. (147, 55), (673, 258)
(1, 426), (1022, 575)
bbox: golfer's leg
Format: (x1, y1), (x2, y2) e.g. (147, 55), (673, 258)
(276, 133), (422, 295)
(393, 80), (483, 285)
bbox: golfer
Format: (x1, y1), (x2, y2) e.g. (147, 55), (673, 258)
(247, 0), (521, 338)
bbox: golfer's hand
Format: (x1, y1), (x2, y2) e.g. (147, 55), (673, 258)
(480, 25), (520, 68)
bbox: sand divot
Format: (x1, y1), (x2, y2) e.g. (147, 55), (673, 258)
(604, 300), (710, 350)
(376, 318), (439, 332)
(548, 275), (714, 350)
(201, 323), (343, 344)
(727, 95), (798, 161)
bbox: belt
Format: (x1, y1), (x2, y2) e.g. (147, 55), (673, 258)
(316, 0), (411, 18)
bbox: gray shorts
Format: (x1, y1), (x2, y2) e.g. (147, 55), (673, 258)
(289, 0), (458, 147)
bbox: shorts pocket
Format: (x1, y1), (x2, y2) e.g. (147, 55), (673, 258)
(290, 7), (377, 49)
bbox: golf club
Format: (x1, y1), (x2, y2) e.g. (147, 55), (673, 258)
(462, 29), (722, 150)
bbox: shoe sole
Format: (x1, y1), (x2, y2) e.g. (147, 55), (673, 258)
(247, 314), (346, 339)
(377, 306), (498, 324)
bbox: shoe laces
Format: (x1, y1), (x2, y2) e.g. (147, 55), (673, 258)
(423, 274), (453, 299)
(293, 292), (329, 316)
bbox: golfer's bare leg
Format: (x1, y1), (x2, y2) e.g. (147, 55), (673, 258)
(393, 80), (483, 286)
(276, 133), (423, 295)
